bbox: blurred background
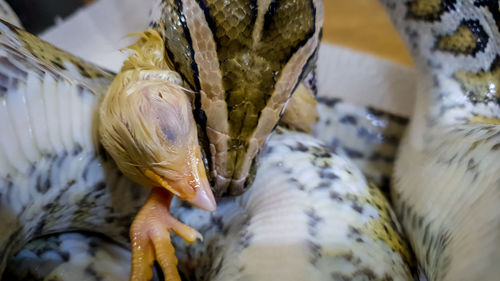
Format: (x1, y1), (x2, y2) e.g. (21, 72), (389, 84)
(4, 0), (416, 117)
(322, 0), (412, 66)
(6, 0), (96, 33)
(7, 0), (412, 65)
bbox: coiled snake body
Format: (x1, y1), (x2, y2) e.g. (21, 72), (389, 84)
(0, 11), (415, 281)
(1, 0), (500, 281)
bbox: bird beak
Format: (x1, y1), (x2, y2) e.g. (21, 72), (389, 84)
(185, 152), (217, 212)
(189, 174), (217, 212)
(143, 149), (216, 212)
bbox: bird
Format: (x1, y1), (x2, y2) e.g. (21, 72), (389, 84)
(99, 29), (218, 281)
(378, 0), (500, 280)
(0, 18), (211, 280)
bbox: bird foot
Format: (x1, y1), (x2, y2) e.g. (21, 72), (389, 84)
(129, 187), (202, 281)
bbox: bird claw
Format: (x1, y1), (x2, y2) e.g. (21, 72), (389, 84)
(129, 188), (202, 281)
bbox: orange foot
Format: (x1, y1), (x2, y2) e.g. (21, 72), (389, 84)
(129, 187), (202, 281)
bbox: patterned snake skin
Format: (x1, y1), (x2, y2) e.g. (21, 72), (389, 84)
(0, 20), (151, 277)
(2, 0), (500, 281)
(378, 1), (500, 281)
(149, 0), (323, 196)
(169, 128), (416, 281)
(0, 19), (418, 281)
(5, 125), (416, 281)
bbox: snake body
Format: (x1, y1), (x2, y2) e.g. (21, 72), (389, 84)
(169, 128), (415, 281)
(5, 125), (417, 281)
(379, 1), (500, 280)
(0, 12), (417, 281)
(149, 0), (324, 196)
(5, 0), (500, 280)
(0, 20), (150, 276)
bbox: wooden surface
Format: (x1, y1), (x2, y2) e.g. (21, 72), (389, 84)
(322, 0), (413, 66)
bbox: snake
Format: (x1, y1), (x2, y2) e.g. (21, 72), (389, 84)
(378, 1), (500, 280)
(0, 17), (149, 276)
(0, 0), (420, 280)
(1, 0), (499, 280)
(147, 0), (324, 196)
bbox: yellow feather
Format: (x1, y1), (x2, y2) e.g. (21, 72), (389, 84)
(121, 29), (173, 72)
(98, 30), (198, 189)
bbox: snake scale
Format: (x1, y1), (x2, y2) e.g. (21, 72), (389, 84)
(147, 0), (323, 196)
(0, 0), (499, 281)
(379, 1), (500, 280)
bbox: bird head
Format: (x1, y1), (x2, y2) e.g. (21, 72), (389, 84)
(98, 32), (216, 211)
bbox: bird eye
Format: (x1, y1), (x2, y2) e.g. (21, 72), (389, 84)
(161, 126), (177, 142)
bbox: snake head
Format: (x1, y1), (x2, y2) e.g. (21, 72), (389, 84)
(99, 69), (216, 211)
(152, 0), (324, 195)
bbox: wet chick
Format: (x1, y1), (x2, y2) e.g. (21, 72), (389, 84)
(99, 30), (216, 281)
